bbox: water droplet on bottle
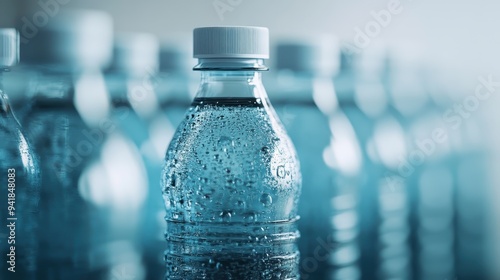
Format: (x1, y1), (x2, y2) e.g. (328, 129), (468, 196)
(260, 193), (273, 207)
(218, 136), (234, 152)
(219, 210), (233, 221)
(253, 227), (265, 233)
(234, 178), (243, 186)
(261, 146), (269, 154)
(236, 200), (246, 208)
(243, 211), (257, 222)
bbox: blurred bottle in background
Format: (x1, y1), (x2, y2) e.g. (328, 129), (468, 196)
(452, 100), (490, 280)
(162, 26), (302, 279)
(20, 10), (114, 278)
(265, 38), (362, 280)
(335, 45), (410, 280)
(0, 28), (41, 280)
(386, 48), (456, 280)
(80, 32), (162, 280)
(424, 67), (491, 280)
(2, 63), (36, 123)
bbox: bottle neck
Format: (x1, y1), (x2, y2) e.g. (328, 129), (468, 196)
(31, 67), (111, 127)
(0, 69), (19, 122)
(32, 69), (76, 101)
(194, 58), (268, 71)
(195, 70), (268, 100)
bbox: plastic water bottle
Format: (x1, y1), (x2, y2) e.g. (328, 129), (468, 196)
(162, 26), (301, 279)
(335, 46), (410, 280)
(386, 49), (456, 280)
(102, 32), (164, 279)
(266, 38), (362, 280)
(0, 28), (41, 280)
(453, 108), (489, 280)
(422, 67), (489, 279)
(20, 10), (113, 278)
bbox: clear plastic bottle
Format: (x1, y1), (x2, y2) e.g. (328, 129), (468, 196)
(20, 10), (114, 278)
(386, 50), (456, 280)
(335, 46), (411, 280)
(422, 66), (490, 280)
(0, 28), (41, 280)
(162, 26), (301, 279)
(101, 32), (163, 279)
(266, 38), (362, 280)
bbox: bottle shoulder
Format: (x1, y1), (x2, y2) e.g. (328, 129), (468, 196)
(166, 100), (298, 163)
(163, 99), (301, 189)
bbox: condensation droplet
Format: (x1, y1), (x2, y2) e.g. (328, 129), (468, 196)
(261, 146), (269, 154)
(236, 200), (246, 208)
(260, 193), (273, 207)
(243, 212), (257, 222)
(219, 210), (233, 221)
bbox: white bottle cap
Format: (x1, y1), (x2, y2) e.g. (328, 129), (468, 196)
(21, 9), (113, 69)
(0, 29), (19, 67)
(193, 26), (269, 59)
(275, 36), (340, 76)
(109, 33), (159, 75)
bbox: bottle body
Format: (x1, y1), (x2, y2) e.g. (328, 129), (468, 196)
(22, 69), (112, 278)
(162, 71), (301, 279)
(0, 78), (41, 280)
(335, 68), (411, 280)
(102, 71), (164, 279)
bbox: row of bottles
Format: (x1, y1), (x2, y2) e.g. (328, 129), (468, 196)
(0, 9), (491, 280)
(0, 29), (41, 280)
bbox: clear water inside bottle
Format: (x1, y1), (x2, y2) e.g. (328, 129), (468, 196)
(162, 97), (301, 279)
